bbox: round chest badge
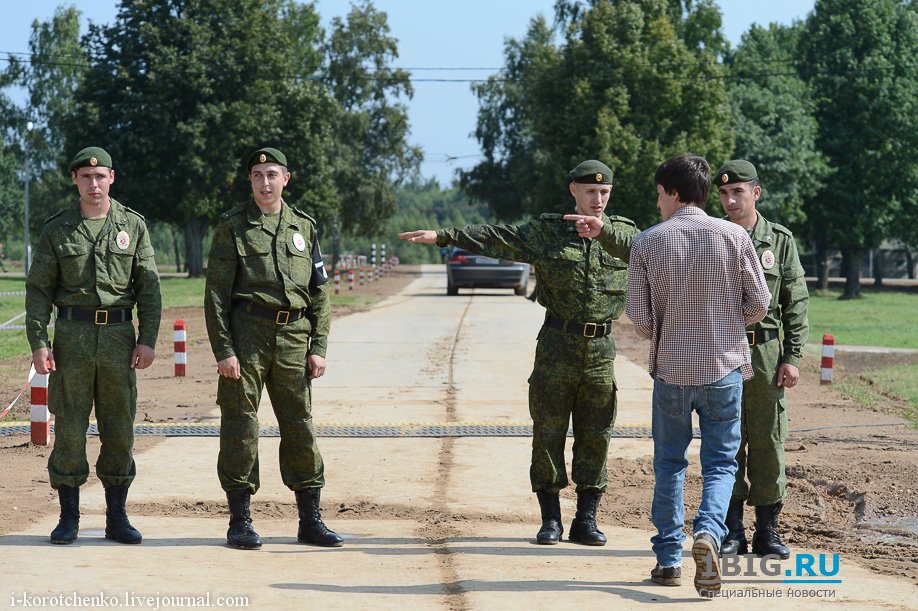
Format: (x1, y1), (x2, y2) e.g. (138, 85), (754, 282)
(292, 233), (306, 252)
(116, 231), (131, 250)
(761, 249), (776, 270)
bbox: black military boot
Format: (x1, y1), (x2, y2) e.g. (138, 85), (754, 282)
(720, 497), (748, 555)
(752, 502), (790, 559)
(568, 491), (607, 546)
(226, 489), (262, 550)
(49, 486), (80, 544)
(295, 488), (343, 547)
(104, 486), (143, 544)
(535, 491), (563, 545)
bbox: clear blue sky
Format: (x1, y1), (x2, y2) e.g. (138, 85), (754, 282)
(1, 0), (814, 185)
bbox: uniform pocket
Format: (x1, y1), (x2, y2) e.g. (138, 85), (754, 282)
(285, 239), (313, 287)
(107, 242), (136, 289)
(56, 242), (93, 288)
(234, 230), (274, 280)
(599, 253), (628, 294)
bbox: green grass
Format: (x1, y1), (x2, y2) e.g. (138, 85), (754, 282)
(809, 288), (918, 425)
(160, 277), (206, 308)
(808, 289), (918, 349)
(0, 276), (383, 360)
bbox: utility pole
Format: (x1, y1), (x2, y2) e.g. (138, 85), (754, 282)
(23, 120), (33, 274)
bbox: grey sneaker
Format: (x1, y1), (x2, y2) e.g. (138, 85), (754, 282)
(692, 532), (722, 598)
(651, 564), (682, 586)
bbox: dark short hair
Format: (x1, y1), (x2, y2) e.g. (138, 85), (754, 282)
(654, 154), (711, 208)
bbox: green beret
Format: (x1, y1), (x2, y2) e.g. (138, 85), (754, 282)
(68, 147), (112, 172)
(569, 160), (613, 185)
(714, 160), (757, 185)
(247, 147), (287, 171)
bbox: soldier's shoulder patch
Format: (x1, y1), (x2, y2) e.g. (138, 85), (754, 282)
(607, 215), (637, 228)
(539, 213), (564, 221)
(43, 208), (68, 225)
(219, 204), (247, 220)
(122, 205), (146, 221)
(771, 222), (795, 238)
(289, 206), (317, 225)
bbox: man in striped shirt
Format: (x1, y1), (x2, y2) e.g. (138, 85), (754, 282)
(626, 154), (771, 598)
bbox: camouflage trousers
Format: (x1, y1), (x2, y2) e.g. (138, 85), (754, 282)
(528, 325), (617, 494)
(217, 310), (324, 495)
(732, 338), (788, 506)
(47, 318), (138, 489)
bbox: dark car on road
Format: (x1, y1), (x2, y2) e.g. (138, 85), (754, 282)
(445, 248), (530, 296)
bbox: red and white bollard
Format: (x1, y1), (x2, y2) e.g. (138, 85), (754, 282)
(334, 270), (341, 295)
(348, 270), (354, 291)
(174, 320), (187, 377)
(30, 373), (50, 446)
(359, 269), (365, 286)
(820, 333), (834, 385)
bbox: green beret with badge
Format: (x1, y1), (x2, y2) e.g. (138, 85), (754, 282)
(68, 146), (113, 172)
(714, 159), (757, 186)
(569, 160), (613, 185)
(247, 147), (288, 171)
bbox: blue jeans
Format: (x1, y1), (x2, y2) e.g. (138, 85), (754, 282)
(650, 369), (743, 567)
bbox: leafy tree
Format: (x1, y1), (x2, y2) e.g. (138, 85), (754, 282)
(462, 0), (733, 229)
(68, 0), (337, 276)
(21, 6), (87, 250)
(325, 1), (421, 240)
(724, 22), (829, 230)
(800, 0), (917, 298)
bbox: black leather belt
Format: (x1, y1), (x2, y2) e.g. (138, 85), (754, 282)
(233, 300), (306, 325)
(747, 329), (779, 346)
(544, 314), (613, 339)
(56, 306), (133, 325)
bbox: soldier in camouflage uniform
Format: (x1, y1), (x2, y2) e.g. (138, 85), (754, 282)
(715, 160), (809, 559)
(25, 146), (162, 545)
(400, 160), (637, 546)
(204, 147), (341, 550)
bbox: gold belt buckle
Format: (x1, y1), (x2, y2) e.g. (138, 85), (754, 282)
(583, 322), (598, 338)
(275, 310), (291, 325)
(95, 310), (109, 325)
(746, 331), (755, 346)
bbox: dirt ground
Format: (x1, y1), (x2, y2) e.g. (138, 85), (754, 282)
(2, 266), (916, 583)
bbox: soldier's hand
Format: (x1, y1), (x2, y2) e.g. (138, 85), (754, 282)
(562, 214), (604, 239)
(398, 230), (437, 244)
(131, 344), (155, 369)
(307, 354), (326, 380)
(32, 347), (56, 374)
(217, 356), (241, 380)
(777, 363), (800, 388)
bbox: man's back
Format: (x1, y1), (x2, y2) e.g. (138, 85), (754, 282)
(626, 206), (770, 386)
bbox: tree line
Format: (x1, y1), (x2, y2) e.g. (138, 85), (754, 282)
(461, 0), (916, 298)
(0, 0), (418, 276)
(0, 0), (915, 297)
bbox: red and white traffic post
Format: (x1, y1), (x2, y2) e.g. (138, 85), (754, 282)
(30, 373), (50, 445)
(174, 320), (187, 377)
(820, 333), (834, 385)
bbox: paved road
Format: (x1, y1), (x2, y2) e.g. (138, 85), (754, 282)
(1, 265), (914, 609)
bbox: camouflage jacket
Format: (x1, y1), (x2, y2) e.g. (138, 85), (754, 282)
(204, 200), (330, 361)
(743, 213), (809, 367)
(436, 213), (638, 323)
(24, 198), (162, 351)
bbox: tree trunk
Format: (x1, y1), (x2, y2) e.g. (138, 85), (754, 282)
(873, 248), (884, 288)
(170, 224), (183, 274)
(840, 247), (861, 299)
(183, 217), (208, 278)
(906, 246), (915, 280)
(815, 242), (830, 290)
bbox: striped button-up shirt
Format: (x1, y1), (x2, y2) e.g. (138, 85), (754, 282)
(626, 206), (771, 385)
